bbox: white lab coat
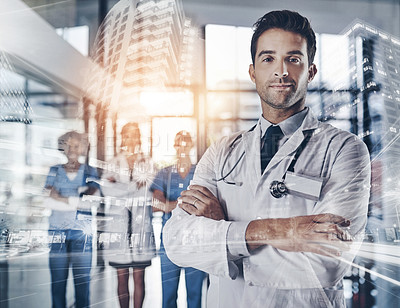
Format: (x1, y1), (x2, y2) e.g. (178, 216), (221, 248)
(101, 152), (154, 200)
(163, 110), (371, 307)
(100, 152), (156, 264)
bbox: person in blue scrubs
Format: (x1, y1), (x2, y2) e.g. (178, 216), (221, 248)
(151, 131), (205, 308)
(45, 131), (99, 308)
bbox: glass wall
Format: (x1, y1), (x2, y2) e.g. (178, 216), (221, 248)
(1, 0), (400, 307)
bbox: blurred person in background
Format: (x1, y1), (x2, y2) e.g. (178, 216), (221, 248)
(151, 131), (205, 308)
(101, 122), (155, 308)
(44, 131), (99, 308)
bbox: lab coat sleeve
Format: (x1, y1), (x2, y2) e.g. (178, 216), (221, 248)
(163, 139), (238, 278)
(307, 132), (371, 286)
(315, 134), (370, 237)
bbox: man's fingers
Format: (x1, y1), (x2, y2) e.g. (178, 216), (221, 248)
(306, 235), (351, 251)
(312, 213), (350, 227)
(180, 189), (206, 202)
(179, 194), (205, 209)
(181, 188), (217, 204)
(312, 223), (353, 241)
(179, 201), (199, 216)
(179, 196), (205, 210)
(187, 185), (216, 199)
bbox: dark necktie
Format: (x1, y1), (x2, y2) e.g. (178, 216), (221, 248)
(261, 125), (284, 173)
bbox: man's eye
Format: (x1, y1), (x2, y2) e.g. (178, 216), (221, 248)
(262, 57), (273, 62)
(289, 58), (300, 63)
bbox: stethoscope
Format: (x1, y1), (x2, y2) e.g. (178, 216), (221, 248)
(212, 125), (313, 198)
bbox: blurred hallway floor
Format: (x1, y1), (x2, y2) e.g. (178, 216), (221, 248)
(4, 253), (199, 308)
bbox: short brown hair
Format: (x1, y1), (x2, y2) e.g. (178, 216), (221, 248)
(251, 10), (316, 66)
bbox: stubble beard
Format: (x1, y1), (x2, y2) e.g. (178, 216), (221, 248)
(258, 80), (308, 111)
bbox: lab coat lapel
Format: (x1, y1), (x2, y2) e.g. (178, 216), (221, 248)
(262, 110), (320, 174)
(242, 121), (262, 192)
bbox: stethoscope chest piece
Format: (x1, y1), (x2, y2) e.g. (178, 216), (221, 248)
(269, 180), (288, 198)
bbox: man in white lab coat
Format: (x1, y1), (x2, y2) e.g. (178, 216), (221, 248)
(163, 10), (371, 307)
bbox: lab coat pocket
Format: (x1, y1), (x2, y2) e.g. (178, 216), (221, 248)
(284, 171), (323, 201)
(280, 191), (318, 217)
(218, 180), (254, 220)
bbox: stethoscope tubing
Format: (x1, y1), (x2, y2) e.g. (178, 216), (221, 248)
(213, 126), (314, 197)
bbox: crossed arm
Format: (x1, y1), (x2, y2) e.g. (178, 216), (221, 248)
(176, 131), (370, 258)
(178, 185), (352, 257)
(47, 186), (98, 203)
(163, 132), (370, 282)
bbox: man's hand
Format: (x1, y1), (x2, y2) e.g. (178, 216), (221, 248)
(178, 185), (226, 220)
(246, 213), (352, 257)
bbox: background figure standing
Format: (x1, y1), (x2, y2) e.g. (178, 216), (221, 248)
(151, 131), (205, 308)
(45, 131), (99, 308)
(101, 122), (154, 308)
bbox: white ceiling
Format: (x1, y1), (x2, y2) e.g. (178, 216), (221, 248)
(181, 0), (400, 36)
(5, 0), (399, 98)
(1, 0), (95, 98)
(23, 0), (400, 37)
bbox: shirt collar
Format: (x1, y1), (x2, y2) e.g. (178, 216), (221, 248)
(260, 107), (309, 138)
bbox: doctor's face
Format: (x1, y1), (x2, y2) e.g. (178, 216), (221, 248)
(249, 28), (317, 114)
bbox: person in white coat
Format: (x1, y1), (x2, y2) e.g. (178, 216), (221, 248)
(101, 122), (155, 308)
(163, 10), (371, 308)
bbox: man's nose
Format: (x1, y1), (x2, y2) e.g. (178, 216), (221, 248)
(274, 62), (288, 78)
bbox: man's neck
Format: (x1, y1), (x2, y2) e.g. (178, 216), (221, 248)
(261, 104), (306, 124)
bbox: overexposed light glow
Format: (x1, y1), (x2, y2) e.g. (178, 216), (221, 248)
(152, 117), (196, 165)
(319, 34), (350, 90)
(205, 25), (253, 89)
(236, 27), (254, 84)
(139, 91), (193, 116)
(56, 25), (89, 56)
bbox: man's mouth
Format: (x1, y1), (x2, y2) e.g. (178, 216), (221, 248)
(269, 83), (293, 89)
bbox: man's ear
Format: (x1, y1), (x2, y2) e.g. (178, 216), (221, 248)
(308, 64), (317, 83)
(249, 64), (256, 83)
